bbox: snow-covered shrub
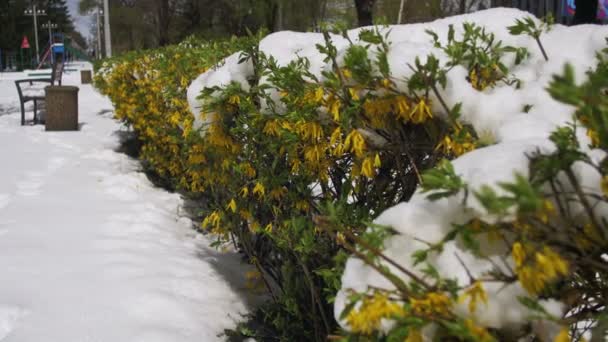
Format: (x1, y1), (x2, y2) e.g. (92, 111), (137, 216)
(95, 8), (608, 341)
(331, 16), (608, 342)
(187, 9), (544, 340)
(93, 36), (252, 190)
(333, 50), (608, 342)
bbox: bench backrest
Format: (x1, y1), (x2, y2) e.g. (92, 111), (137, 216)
(50, 57), (64, 86)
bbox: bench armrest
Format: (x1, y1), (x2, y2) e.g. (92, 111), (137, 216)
(15, 79), (52, 99)
(15, 78), (52, 85)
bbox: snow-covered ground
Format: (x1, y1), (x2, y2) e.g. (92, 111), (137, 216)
(0, 64), (251, 341)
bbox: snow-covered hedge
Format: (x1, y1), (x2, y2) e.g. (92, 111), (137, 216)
(97, 8), (608, 341)
(94, 36), (251, 189)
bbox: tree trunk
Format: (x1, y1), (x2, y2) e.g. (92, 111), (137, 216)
(157, 0), (170, 46)
(354, 0), (375, 27)
(573, 0), (598, 24)
(397, 0), (405, 24)
(459, 0), (466, 13)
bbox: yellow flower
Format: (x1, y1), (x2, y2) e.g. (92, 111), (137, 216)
(264, 223), (273, 233)
(227, 95), (240, 105)
(263, 120), (281, 137)
(346, 293), (404, 335)
(512, 242), (526, 268)
(202, 211), (221, 230)
(374, 153), (381, 168)
(304, 144), (325, 164)
(410, 292), (452, 317)
(587, 129), (599, 146)
(348, 87), (360, 101)
(297, 122), (323, 141)
(460, 281), (488, 313)
(226, 199), (237, 213)
(330, 127), (342, 145)
(540, 247), (569, 277)
(537, 200), (555, 224)
(329, 99), (341, 121)
(361, 157), (375, 178)
(516, 246), (569, 295)
(314, 87), (324, 103)
(253, 182), (265, 198)
(554, 328), (570, 342)
(409, 99), (433, 124)
(336, 232), (346, 245)
(464, 319), (493, 342)
(344, 130), (366, 157)
(436, 127), (477, 157)
(295, 200), (309, 211)
(394, 95), (410, 121)
(341, 68), (352, 79)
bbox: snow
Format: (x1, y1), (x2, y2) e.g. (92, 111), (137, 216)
(0, 64), (252, 340)
(185, 7), (608, 337)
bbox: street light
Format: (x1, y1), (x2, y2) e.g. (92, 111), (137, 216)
(41, 21), (58, 43)
(103, 0), (112, 57)
(24, 5), (47, 63)
(96, 7), (103, 59)
(41, 21), (58, 64)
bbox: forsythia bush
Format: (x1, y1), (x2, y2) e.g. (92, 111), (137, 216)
(94, 36), (252, 191)
(332, 20), (608, 342)
(95, 15), (607, 342)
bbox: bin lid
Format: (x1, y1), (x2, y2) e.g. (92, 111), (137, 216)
(45, 85), (80, 92)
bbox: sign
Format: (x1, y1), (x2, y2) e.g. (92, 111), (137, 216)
(21, 36), (30, 49)
(565, 0), (608, 19)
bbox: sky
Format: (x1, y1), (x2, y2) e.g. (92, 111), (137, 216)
(67, 0), (92, 38)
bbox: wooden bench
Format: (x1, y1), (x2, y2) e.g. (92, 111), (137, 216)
(15, 60), (64, 125)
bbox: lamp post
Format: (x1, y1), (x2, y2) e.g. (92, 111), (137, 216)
(41, 21), (58, 43)
(24, 4), (47, 64)
(41, 21), (57, 64)
(103, 0), (112, 57)
(96, 7), (103, 59)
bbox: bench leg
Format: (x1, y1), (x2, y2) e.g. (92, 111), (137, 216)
(33, 100), (38, 125)
(20, 101), (25, 126)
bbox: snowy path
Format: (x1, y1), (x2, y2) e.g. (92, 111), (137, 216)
(0, 65), (250, 341)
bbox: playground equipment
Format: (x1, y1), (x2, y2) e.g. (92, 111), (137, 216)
(37, 33), (65, 69)
(34, 33), (90, 70)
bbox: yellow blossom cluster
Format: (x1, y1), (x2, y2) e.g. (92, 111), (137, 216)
(409, 292), (452, 318)
(346, 293), (405, 335)
(512, 243), (569, 294)
(95, 38), (246, 195)
(468, 64), (501, 91)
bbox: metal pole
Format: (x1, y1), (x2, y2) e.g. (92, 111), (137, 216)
(103, 0), (112, 57)
(47, 21), (52, 43)
(33, 5), (40, 63)
(96, 7), (102, 59)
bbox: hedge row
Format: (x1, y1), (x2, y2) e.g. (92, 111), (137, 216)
(95, 17), (608, 341)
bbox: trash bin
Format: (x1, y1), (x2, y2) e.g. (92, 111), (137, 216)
(45, 86), (79, 131)
(80, 70), (92, 84)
